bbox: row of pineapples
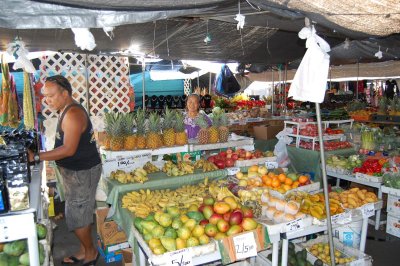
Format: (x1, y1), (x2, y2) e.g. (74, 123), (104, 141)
(196, 111), (230, 144)
(103, 108), (188, 151)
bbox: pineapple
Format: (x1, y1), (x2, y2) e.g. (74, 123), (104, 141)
(103, 112), (114, 150)
(146, 112), (162, 149)
(209, 112), (220, 143)
(136, 109), (147, 149)
(378, 98), (388, 115)
(123, 112), (137, 150)
(196, 114), (210, 144)
(162, 107), (176, 147)
(174, 111), (188, 145)
(218, 111), (230, 142)
(110, 113), (125, 151)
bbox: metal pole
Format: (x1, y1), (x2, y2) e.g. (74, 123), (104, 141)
(208, 72), (212, 94)
(142, 58), (146, 110)
(271, 68), (274, 114)
(356, 60), (360, 100)
(316, 102), (336, 266)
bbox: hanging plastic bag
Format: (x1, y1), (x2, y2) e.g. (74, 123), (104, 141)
(0, 55), (20, 128)
(214, 65), (241, 97)
(273, 131), (293, 167)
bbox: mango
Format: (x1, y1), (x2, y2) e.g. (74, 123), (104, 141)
(160, 237), (177, 252)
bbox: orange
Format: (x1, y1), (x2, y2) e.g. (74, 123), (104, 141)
(261, 175), (269, 184)
(283, 184), (292, 191)
(264, 177), (272, 187)
(284, 178), (293, 186)
(299, 175), (309, 184)
(248, 165), (258, 173)
(268, 172), (275, 178)
(271, 179), (280, 188)
(278, 173), (287, 183)
(292, 181), (300, 188)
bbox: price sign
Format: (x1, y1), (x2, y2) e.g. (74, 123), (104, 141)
(238, 120), (247, 125)
(103, 153), (152, 176)
(233, 232), (258, 260)
(361, 203), (375, 218)
(168, 248), (193, 266)
(285, 218), (304, 233)
(265, 161), (278, 169)
(332, 211), (352, 225)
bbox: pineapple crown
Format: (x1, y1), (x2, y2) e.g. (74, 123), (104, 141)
(211, 111), (221, 127)
(135, 109), (146, 135)
(123, 112), (136, 135)
(174, 111), (185, 132)
(219, 111), (229, 127)
(195, 114), (210, 129)
(163, 107), (176, 130)
(110, 112), (125, 136)
(104, 111), (114, 135)
(148, 112), (161, 133)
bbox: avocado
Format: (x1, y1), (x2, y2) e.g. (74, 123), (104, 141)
(288, 242), (295, 251)
(301, 249), (308, 259)
(296, 251), (304, 261)
(306, 261), (313, 266)
(314, 259), (324, 266)
(288, 256), (297, 265)
(267, 253), (272, 261)
(297, 259), (306, 266)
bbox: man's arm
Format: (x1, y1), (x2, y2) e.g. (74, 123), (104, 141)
(29, 108), (87, 162)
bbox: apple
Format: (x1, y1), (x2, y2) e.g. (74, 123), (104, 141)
(209, 213), (223, 225)
(199, 219), (209, 226)
(231, 154), (239, 160)
(202, 205), (214, 220)
(223, 212), (231, 222)
(207, 156), (216, 163)
(214, 160), (226, 169)
(245, 151), (252, 159)
(219, 151), (227, 158)
(204, 223), (218, 237)
(203, 196), (215, 206)
(225, 158), (235, 167)
(229, 210), (243, 225)
(217, 219), (230, 233)
(241, 206), (254, 218)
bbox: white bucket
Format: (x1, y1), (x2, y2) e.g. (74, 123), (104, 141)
(334, 220), (362, 248)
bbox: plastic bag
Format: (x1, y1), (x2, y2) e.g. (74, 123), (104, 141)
(274, 134), (292, 167)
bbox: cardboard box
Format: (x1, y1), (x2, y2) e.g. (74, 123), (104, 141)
(96, 208), (127, 246)
(97, 243), (123, 263)
(97, 236), (130, 255)
(386, 213), (400, 238)
(174, 151), (202, 163)
(122, 248), (133, 266)
(387, 194), (400, 216)
(253, 125), (283, 140)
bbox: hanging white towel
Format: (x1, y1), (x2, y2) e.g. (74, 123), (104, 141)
(288, 26), (331, 103)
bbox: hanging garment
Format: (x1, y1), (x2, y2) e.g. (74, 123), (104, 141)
(214, 65), (241, 97)
(0, 56), (19, 127)
(288, 26), (331, 103)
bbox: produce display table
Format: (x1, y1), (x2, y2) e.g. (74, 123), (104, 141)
(327, 171), (384, 230)
(100, 145), (189, 160)
(0, 164), (42, 266)
(287, 146), (356, 181)
(105, 171), (227, 265)
(263, 201), (382, 266)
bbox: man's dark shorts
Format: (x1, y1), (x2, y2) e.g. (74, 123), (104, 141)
(59, 164), (102, 231)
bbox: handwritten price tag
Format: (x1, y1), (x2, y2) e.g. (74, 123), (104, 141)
(233, 232), (258, 260)
(361, 203), (375, 218)
(331, 211), (352, 225)
(285, 218), (304, 233)
(265, 161), (278, 169)
(168, 248), (193, 266)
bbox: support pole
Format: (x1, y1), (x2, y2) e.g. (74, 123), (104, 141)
(316, 102), (336, 266)
(271, 68), (274, 114)
(142, 59), (146, 110)
(356, 60), (360, 100)
(208, 72), (212, 94)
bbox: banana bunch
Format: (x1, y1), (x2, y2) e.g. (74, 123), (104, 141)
(194, 159), (218, 172)
(330, 188), (377, 209)
(110, 169), (135, 184)
(285, 191), (309, 204)
(300, 193), (344, 220)
(131, 168), (149, 183)
(162, 160), (195, 176)
(143, 161), (160, 173)
(121, 180), (213, 218)
(194, 159), (206, 169)
(208, 182), (240, 202)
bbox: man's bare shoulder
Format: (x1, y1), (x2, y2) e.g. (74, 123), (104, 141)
(62, 105), (87, 128)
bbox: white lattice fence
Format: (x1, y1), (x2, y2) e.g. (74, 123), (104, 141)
(87, 55), (131, 115)
(184, 78), (192, 95)
(39, 53), (88, 119)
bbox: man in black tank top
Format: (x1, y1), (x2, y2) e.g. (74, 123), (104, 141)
(29, 75), (101, 266)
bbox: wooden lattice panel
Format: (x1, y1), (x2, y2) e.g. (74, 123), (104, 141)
(87, 55), (130, 115)
(39, 53), (88, 119)
(184, 78), (191, 95)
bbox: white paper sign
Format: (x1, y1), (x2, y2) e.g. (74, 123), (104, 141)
(233, 232), (258, 260)
(265, 161), (278, 169)
(103, 153), (152, 176)
(361, 203), (375, 218)
(285, 218), (304, 233)
(331, 211), (352, 225)
(168, 248), (193, 266)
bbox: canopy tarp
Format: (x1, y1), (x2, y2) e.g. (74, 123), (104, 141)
(0, 0), (399, 67)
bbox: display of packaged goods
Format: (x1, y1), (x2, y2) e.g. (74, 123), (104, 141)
(300, 235), (372, 266)
(354, 172), (383, 183)
(386, 214), (400, 238)
(382, 185), (400, 197)
(234, 156), (277, 167)
(387, 194), (400, 216)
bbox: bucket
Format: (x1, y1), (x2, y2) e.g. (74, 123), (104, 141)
(334, 220), (362, 248)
